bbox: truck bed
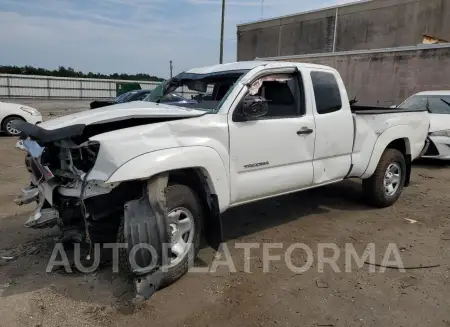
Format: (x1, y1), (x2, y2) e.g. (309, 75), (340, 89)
(348, 107), (430, 179)
(351, 105), (427, 115)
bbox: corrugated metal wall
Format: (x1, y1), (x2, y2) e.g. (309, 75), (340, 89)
(0, 74), (161, 99)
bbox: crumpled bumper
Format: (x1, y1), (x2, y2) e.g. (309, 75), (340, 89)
(15, 184), (59, 229)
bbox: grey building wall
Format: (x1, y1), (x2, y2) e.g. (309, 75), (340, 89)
(237, 0), (450, 61)
(262, 44), (450, 106)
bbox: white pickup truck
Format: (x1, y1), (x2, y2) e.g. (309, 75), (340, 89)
(13, 61), (429, 300)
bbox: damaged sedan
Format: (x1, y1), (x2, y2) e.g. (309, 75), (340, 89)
(13, 61), (430, 301)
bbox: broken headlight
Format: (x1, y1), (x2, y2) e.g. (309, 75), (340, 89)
(71, 141), (101, 172)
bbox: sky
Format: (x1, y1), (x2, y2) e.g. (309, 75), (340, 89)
(0, 0), (362, 78)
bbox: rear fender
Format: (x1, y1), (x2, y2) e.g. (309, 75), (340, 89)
(361, 126), (411, 179)
(107, 146), (230, 212)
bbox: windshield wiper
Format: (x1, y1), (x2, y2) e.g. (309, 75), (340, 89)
(426, 98), (431, 113)
(440, 98), (450, 108)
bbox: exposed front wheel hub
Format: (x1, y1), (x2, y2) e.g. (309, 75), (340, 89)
(167, 207), (195, 267)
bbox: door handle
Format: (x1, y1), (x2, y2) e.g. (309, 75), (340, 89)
(297, 127), (314, 135)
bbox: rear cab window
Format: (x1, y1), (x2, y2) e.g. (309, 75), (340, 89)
(310, 71), (342, 114)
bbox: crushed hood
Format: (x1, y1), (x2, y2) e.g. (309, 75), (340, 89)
(14, 101), (207, 144)
(40, 101), (206, 130)
(429, 114), (450, 133)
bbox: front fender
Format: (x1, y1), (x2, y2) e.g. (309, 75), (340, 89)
(106, 146), (230, 212)
(361, 125), (412, 179)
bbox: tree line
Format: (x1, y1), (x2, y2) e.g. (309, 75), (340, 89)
(0, 65), (163, 81)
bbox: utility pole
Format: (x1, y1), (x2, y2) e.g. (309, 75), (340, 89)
(219, 0), (226, 64)
(261, 0), (264, 20)
(169, 60), (173, 78)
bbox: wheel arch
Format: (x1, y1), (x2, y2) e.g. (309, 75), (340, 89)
(385, 138), (412, 186)
(386, 138), (410, 156)
(166, 167), (223, 249)
(1, 114), (25, 131)
(361, 125), (412, 180)
(106, 146), (230, 212)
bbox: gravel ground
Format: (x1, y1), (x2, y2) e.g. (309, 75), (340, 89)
(0, 100), (449, 327)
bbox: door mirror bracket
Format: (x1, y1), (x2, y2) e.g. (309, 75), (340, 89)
(235, 95), (269, 121)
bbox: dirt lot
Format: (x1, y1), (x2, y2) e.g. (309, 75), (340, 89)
(0, 101), (450, 327)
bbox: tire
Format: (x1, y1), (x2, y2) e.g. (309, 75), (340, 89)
(118, 184), (203, 288)
(117, 221), (133, 280)
(363, 148), (406, 208)
(2, 116), (24, 136)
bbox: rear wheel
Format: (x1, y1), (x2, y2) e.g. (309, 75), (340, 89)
(363, 149), (406, 208)
(2, 116), (24, 136)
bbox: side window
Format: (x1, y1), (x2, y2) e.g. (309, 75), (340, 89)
(311, 71), (342, 114)
(247, 73), (304, 119)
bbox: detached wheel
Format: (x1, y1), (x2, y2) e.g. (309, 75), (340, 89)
(118, 184), (203, 287)
(2, 116), (24, 136)
(363, 149), (406, 208)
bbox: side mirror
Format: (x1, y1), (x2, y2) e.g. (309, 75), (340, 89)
(242, 95), (269, 119)
(390, 105), (397, 108)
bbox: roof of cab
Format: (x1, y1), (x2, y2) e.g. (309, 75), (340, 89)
(185, 61), (335, 75)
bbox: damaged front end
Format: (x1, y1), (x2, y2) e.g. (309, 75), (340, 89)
(14, 122), (172, 301)
(16, 138), (101, 228)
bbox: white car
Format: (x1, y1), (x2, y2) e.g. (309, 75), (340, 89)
(396, 91), (450, 159)
(0, 101), (43, 136)
(13, 61), (429, 301)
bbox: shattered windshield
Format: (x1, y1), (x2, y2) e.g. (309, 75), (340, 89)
(144, 69), (249, 113)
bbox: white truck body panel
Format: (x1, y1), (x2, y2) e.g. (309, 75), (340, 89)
(350, 113), (429, 178)
(305, 67), (354, 185)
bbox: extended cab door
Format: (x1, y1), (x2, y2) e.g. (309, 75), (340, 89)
(308, 69), (354, 184)
(228, 68), (315, 205)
